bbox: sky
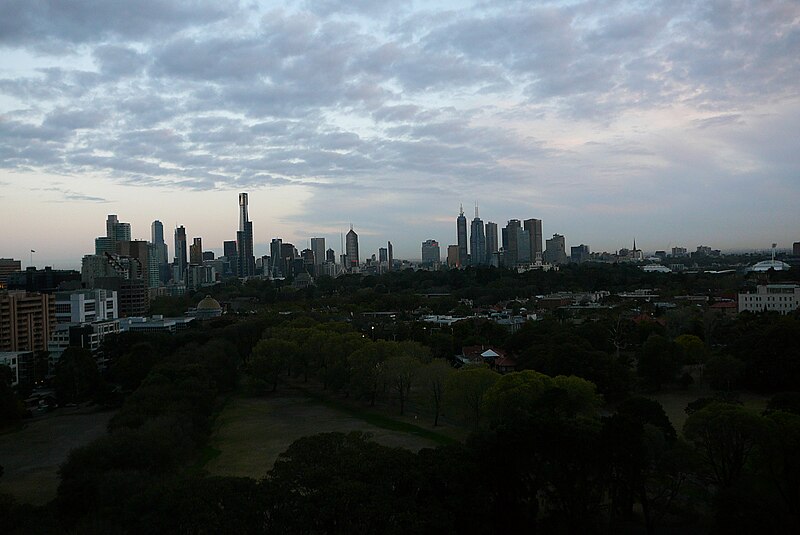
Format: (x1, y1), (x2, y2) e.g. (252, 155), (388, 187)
(1, 0), (799, 269)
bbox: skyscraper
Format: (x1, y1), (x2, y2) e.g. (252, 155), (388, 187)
(151, 220), (169, 284)
(346, 226), (359, 269)
(470, 205), (486, 266)
(270, 238), (282, 277)
(421, 239), (441, 265)
(106, 215), (118, 240)
(174, 226), (187, 283)
(544, 234), (568, 264)
(190, 237), (203, 266)
(311, 238), (326, 268)
(379, 247), (388, 263)
(326, 248), (336, 263)
(524, 218), (543, 262)
(237, 193), (255, 277)
(456, 205), (468, 267)
(503, 219), (521, 266)
(485, 221), (498, 264)
(387, 241), (393, 271)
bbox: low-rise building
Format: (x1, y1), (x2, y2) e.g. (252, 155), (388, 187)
(738, 284), (800, 315)
(0, 351), (34, 387)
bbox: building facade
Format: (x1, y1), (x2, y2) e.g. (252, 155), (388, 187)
(421, 239), (441, 266)
(738, 284), (800, 315)
(456, 206), (468, 267)
(470, 206), (486, 266)
(0, 291), (55, 352)
(346, 227), (360, 269)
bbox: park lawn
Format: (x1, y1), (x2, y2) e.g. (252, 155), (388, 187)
(0, 407), (116, 505)
(204, 392), (446, 480)
(648, 383), (769, 436)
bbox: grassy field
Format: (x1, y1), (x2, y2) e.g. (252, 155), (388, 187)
(204, 392), (449, 480)
(648, 383), (769, 436)
(0, 408), (115, 505)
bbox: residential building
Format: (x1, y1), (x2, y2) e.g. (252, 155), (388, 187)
(0, 291), (55, 352)
(237, 193), (256, 277)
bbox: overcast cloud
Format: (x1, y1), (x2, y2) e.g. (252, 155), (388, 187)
(1, 0), (799, 263)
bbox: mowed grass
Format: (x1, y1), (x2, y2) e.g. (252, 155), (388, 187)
(204, 393), (447, 480)
(0, 408), (115, 505)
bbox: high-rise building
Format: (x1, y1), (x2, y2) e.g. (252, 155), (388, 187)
(346, 226), (359, 268)
(151, 220), (169, 284)
(112, 222), (131, 243)
(456, 205), (468, 267)
(106, 215), (119, 240)
(517, 228), (531, 262)
(388, 241), (393, 271)
(311, 238), (326, 268)
(0, 259), (22, 285)
(379, 247), (388, 263)
(524, 218), (543, 262)
(174, 226), (188, 283)
(0, 291), (55, 352)
(485, 222), (498, 262)
(470, 205), (486, 266)
(421, 239), (441, 265)
(237, 193), (256, 277)
(544, 234), (568, 264)
(270, 239), (283, 277)
(326, 248), (336, 264)
(447, 245), (459, 268)
(116, 240), (150, 283)
(503, 219), (521, 266)
(571, 244), (591, 263)
(95, 237), (115, 256)
(190, 237), (203, 266)
(793, 242), (800, 256)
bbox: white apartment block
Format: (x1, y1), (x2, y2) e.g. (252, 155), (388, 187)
(738, 284), (800, 315)
(54, 289), (118, 324)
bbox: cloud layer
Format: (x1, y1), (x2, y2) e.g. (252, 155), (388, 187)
(1, 0), (799, 256)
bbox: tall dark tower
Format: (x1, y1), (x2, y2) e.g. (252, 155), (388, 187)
(456, 205), (468, 267)
(470, 204), (486, 266)
(174, 225), (187, 283)
(346, 225), (359, 269)
(237, 193), (255, 277)
(524, 218), (543, 262)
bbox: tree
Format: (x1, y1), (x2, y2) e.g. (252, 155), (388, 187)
(445, 367), (499, 429)
(383, 355), (421, 415)
(417, 359), (453, 426)
(263, 432), (423, 533)
(53, 347), (102, 404)
(704, 354), (745, 391)
(683, 402), (767, 488)
(637, 335), (684, 390)
(249, 339), (297, 392)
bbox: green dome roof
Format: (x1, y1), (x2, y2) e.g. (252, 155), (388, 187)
(196, 295), (221, 310)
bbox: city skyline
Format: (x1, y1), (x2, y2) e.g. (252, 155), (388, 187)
(2, 1), (799, 267)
